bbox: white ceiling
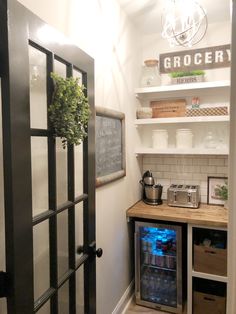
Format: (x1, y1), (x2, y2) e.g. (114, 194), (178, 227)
(117, 0), (231, 35)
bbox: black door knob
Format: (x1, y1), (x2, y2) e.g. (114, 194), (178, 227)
(76, 245), (84, 255)
(96, 248), (103, 258)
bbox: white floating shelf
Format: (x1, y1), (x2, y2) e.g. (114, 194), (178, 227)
(135, 147), (229, 155)
(135, 115), (230, 125)
(192, 270), (228, 283)
(135, 80), (230, 99)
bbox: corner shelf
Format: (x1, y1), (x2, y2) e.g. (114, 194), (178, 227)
(135, 80), (230, 100)
(135, 148), (229, 155)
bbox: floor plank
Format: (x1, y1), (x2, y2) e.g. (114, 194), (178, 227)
(125, 299), (171, 313)
(124, 299), (187, 314)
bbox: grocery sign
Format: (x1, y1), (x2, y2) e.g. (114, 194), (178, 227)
(159, 44), (230, 73)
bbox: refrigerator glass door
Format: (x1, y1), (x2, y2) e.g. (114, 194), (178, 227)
(135, 222), (182, 313)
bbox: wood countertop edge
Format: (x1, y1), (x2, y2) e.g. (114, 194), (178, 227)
(126, 200), (228, 228)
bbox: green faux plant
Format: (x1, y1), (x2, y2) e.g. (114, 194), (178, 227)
(215, 181), (228, 201)
(49, 72), (90, 148)
(170, 70), (205, 78)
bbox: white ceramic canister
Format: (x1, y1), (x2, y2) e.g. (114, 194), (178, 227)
(176, 129), (193, 148)
(152, 129), (168, 149)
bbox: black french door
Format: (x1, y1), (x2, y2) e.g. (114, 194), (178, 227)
(0, 0), (99, 313)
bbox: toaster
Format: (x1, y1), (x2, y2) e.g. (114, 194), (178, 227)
(167, 184), (200, 208)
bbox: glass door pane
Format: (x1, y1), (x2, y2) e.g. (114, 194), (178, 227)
(31, 137), (49, 216)
(29, 46), (47, 130)
(139, 225), (177, 307)
(58, 281), (69, 314)
(73, 68), (84, 197)
(56, 138), (68, 205)
(57, 210), (69, 279)
(76, 266), (84, 314)
(75, 203), (84, 261)
(135, 221), (182, 312)
(74, 143), (84, 197)
(33, 221), (50, 301)
(54, 60), (68, 205)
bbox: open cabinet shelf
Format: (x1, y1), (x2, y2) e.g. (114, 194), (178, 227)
(135, 80), (230, 156)
(135, 115), (230, 125)
(192, 270), (228, 283)
(135, 148), (229, 155)
(135, 80), (230, 99)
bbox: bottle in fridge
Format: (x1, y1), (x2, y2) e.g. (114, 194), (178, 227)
(135, 221), (185, 313)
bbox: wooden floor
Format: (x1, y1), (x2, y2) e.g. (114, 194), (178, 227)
(124, 299), (187, 314)
(125, 303), (166, 313)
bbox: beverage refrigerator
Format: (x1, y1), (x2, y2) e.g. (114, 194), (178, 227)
(135, 221), (184, 313)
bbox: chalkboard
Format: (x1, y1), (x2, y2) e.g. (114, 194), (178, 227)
(95, 107), (126, 187)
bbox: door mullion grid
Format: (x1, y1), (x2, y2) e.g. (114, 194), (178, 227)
(47, 53), (58, 313)
(67, 64), (76, 314)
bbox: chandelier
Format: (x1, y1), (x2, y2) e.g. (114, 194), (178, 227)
(161, 0), (208, 47)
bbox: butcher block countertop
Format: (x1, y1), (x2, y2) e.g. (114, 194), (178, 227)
(126, 200), (228, 228)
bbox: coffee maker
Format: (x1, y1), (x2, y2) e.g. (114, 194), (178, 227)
(140, 171), (163, 205)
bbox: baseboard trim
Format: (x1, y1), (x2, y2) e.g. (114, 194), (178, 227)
(121, 293), (134, 314)
(112, 279), (134, 314)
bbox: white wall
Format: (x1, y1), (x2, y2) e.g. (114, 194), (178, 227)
(16, 1), (141, 314)
(136, 20), (231, 203)
(67, 2), (141, 313)
(140, 21), (231, 84)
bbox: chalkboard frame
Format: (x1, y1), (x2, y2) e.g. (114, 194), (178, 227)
(95, 106), (126, 187)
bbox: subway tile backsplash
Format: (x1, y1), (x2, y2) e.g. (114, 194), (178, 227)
(142, 155), (228, 203)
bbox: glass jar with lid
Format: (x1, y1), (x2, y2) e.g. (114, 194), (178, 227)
(204, 131), (217, 149)
(140, 59), (161, 87)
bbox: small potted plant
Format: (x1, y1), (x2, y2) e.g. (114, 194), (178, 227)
(170, 70), (205, 85)
(49, 72), (91, 148)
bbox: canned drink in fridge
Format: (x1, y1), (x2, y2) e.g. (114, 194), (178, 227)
(170, 256), (176, 269)
(165, 255), (176, 269)
(143, 252), (149, 264)
(171, 240), (176, 252)
(147, 240), (152, 253)
(165, 255), (171, 268)
(156, 236), (162, 250)
(141, 239), (147, 252)
(156, 253), (165, 267)
(150, 253), (156, 265)
(161, 239), (168, 252)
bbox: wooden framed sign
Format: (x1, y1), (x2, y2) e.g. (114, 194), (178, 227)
(160, 44), (231, 73)
(95, 107), (126, 187)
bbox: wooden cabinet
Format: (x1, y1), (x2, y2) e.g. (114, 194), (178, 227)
(188, 225), (228, 314)
(126, 201), (228, 314)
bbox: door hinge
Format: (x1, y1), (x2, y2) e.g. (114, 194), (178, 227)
(0, 271), (8, 298)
